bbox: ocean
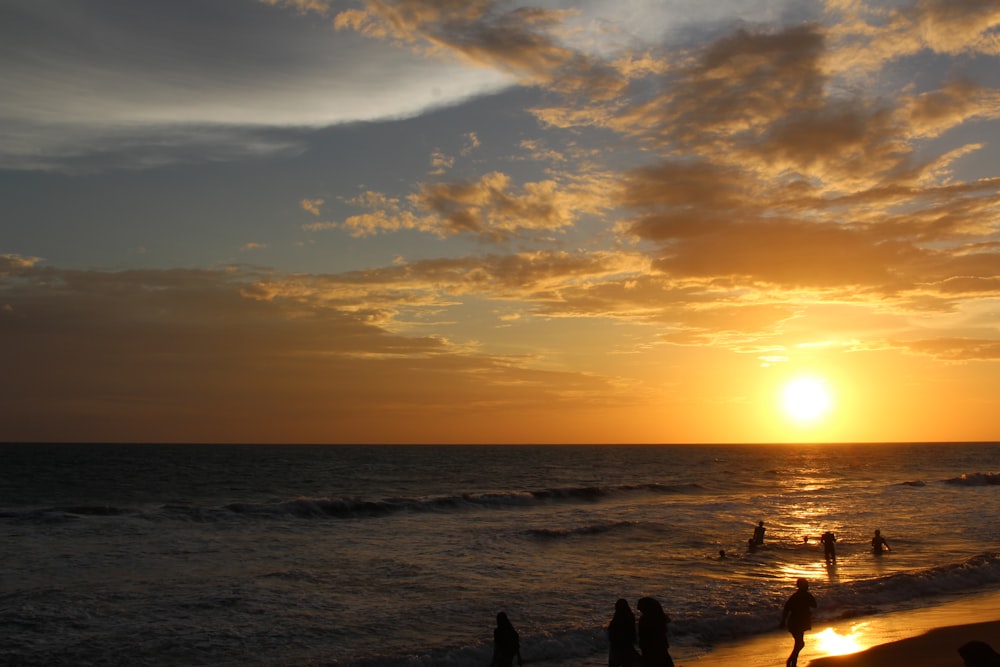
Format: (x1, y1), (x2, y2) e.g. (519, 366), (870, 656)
(1, 442), (999, 666)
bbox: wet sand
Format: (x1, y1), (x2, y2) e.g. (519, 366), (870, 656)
(806, 620), (1000, 667)
(534, 588), (1000, 666)
(675, 587), (1000, 667)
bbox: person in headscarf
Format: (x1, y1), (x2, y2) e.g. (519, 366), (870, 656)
(491, 611), (523, 667)
(608, 598), (638, 667)
(636, 596), (674, 667)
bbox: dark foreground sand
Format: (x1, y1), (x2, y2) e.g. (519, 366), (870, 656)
(675, 588), (1000, 667)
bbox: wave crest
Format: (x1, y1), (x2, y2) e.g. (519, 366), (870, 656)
(1, 482), (701, 524)
(945, 473), (1000, 486)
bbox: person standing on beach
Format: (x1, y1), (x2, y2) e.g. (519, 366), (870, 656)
(780, 578), (817, 667)
(871, 529), (891, 554)
(820, 531), (837, 564)
(637, 597), (675, 667)
(491, 612), (523, 667)
(753, 520), (766, 546)
(608, 598), (638, 667)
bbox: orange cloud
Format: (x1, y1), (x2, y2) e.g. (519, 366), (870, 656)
(1, 253), (43, 274)
(414, 172), (585, 238)
(258, 0), (335, 15)
(309, 6), (1000, 354)
(896, 337), (1000, 361)
(300, 198), (325, 216)
(0, 260), (635, 443)
(825, 0), (1000, 74)
(905, 80), (1000, 138)
(461, 132), (481, 155)
(246, 250), (646, 315)
(429, 149), (454, 175)
(618, 157), (1000, 303)
(315, 171), (610, 240)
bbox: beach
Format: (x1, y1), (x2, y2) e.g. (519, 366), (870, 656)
(676, 587), (1000, 667)
(3, 443), (999, 666)
(520, 590), (1000, 667)
(810, 621), (1000, 667)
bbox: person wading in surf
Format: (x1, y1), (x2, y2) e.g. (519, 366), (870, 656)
(871, 528), (891, 554)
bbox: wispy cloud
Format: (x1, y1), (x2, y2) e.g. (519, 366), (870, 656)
(300, 199), (325, 216)
(309, 171), (611, 240)
(0, 0), (513, 170)
(296, 0), (1000, 339)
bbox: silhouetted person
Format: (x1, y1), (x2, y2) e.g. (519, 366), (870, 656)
(871, 529), (891, 554)
(780, 578), (817, 667)
(491, 612), (523, 667)
(820, 531), (837, 564)
(959, 640), (1000, 666)
(636, 596), (674, 667)
(608, 598), (638, 667)
(747, 536), (757, 552)
(753, 520), (766, 546)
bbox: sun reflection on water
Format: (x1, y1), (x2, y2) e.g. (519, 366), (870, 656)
(814, 624), (871, 656)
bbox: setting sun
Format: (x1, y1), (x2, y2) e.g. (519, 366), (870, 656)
(3, 0), (1000, 448)
(781, 377), (834, 424)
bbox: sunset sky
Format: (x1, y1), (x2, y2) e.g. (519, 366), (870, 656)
(2, 0), (999, 444)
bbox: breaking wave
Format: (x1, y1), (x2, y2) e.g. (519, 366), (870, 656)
(1, 482), (702, 524)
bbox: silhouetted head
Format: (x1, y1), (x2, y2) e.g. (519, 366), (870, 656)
(874, 529), (881, 535)
(796, 578), (809, 591)
(958, 640), (1000, 666)
(758, 521), (764, 527)
(636, 596), (664, 618)
(615, 598), (630, 614)
(496, 612), (513, 631)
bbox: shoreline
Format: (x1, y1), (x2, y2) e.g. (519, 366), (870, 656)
(527, 586), (1000, 667)
(672, 586), (1000, 666)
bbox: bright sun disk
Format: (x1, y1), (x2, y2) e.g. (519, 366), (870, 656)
(781, 377), (833, 423)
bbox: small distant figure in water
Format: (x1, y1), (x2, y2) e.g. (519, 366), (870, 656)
(871, 529), (891, 555)
(747, 536), (757, 552)
(820, 531), (837, 564)
(636, 596), (675, 667)
(753, 520), (766, 546)
(608, 598), (638, 667)
(959, 640), (1000, 666)
(719, 549), (727, 559)
(780, 578), (817, 667)
(491, 612), (523, 667)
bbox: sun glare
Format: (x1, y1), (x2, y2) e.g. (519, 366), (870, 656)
(814, 626), (867, 656)
(781, 377), (833, 423)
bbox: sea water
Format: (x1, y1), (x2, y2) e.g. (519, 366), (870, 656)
(1, 442), (999, 666)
